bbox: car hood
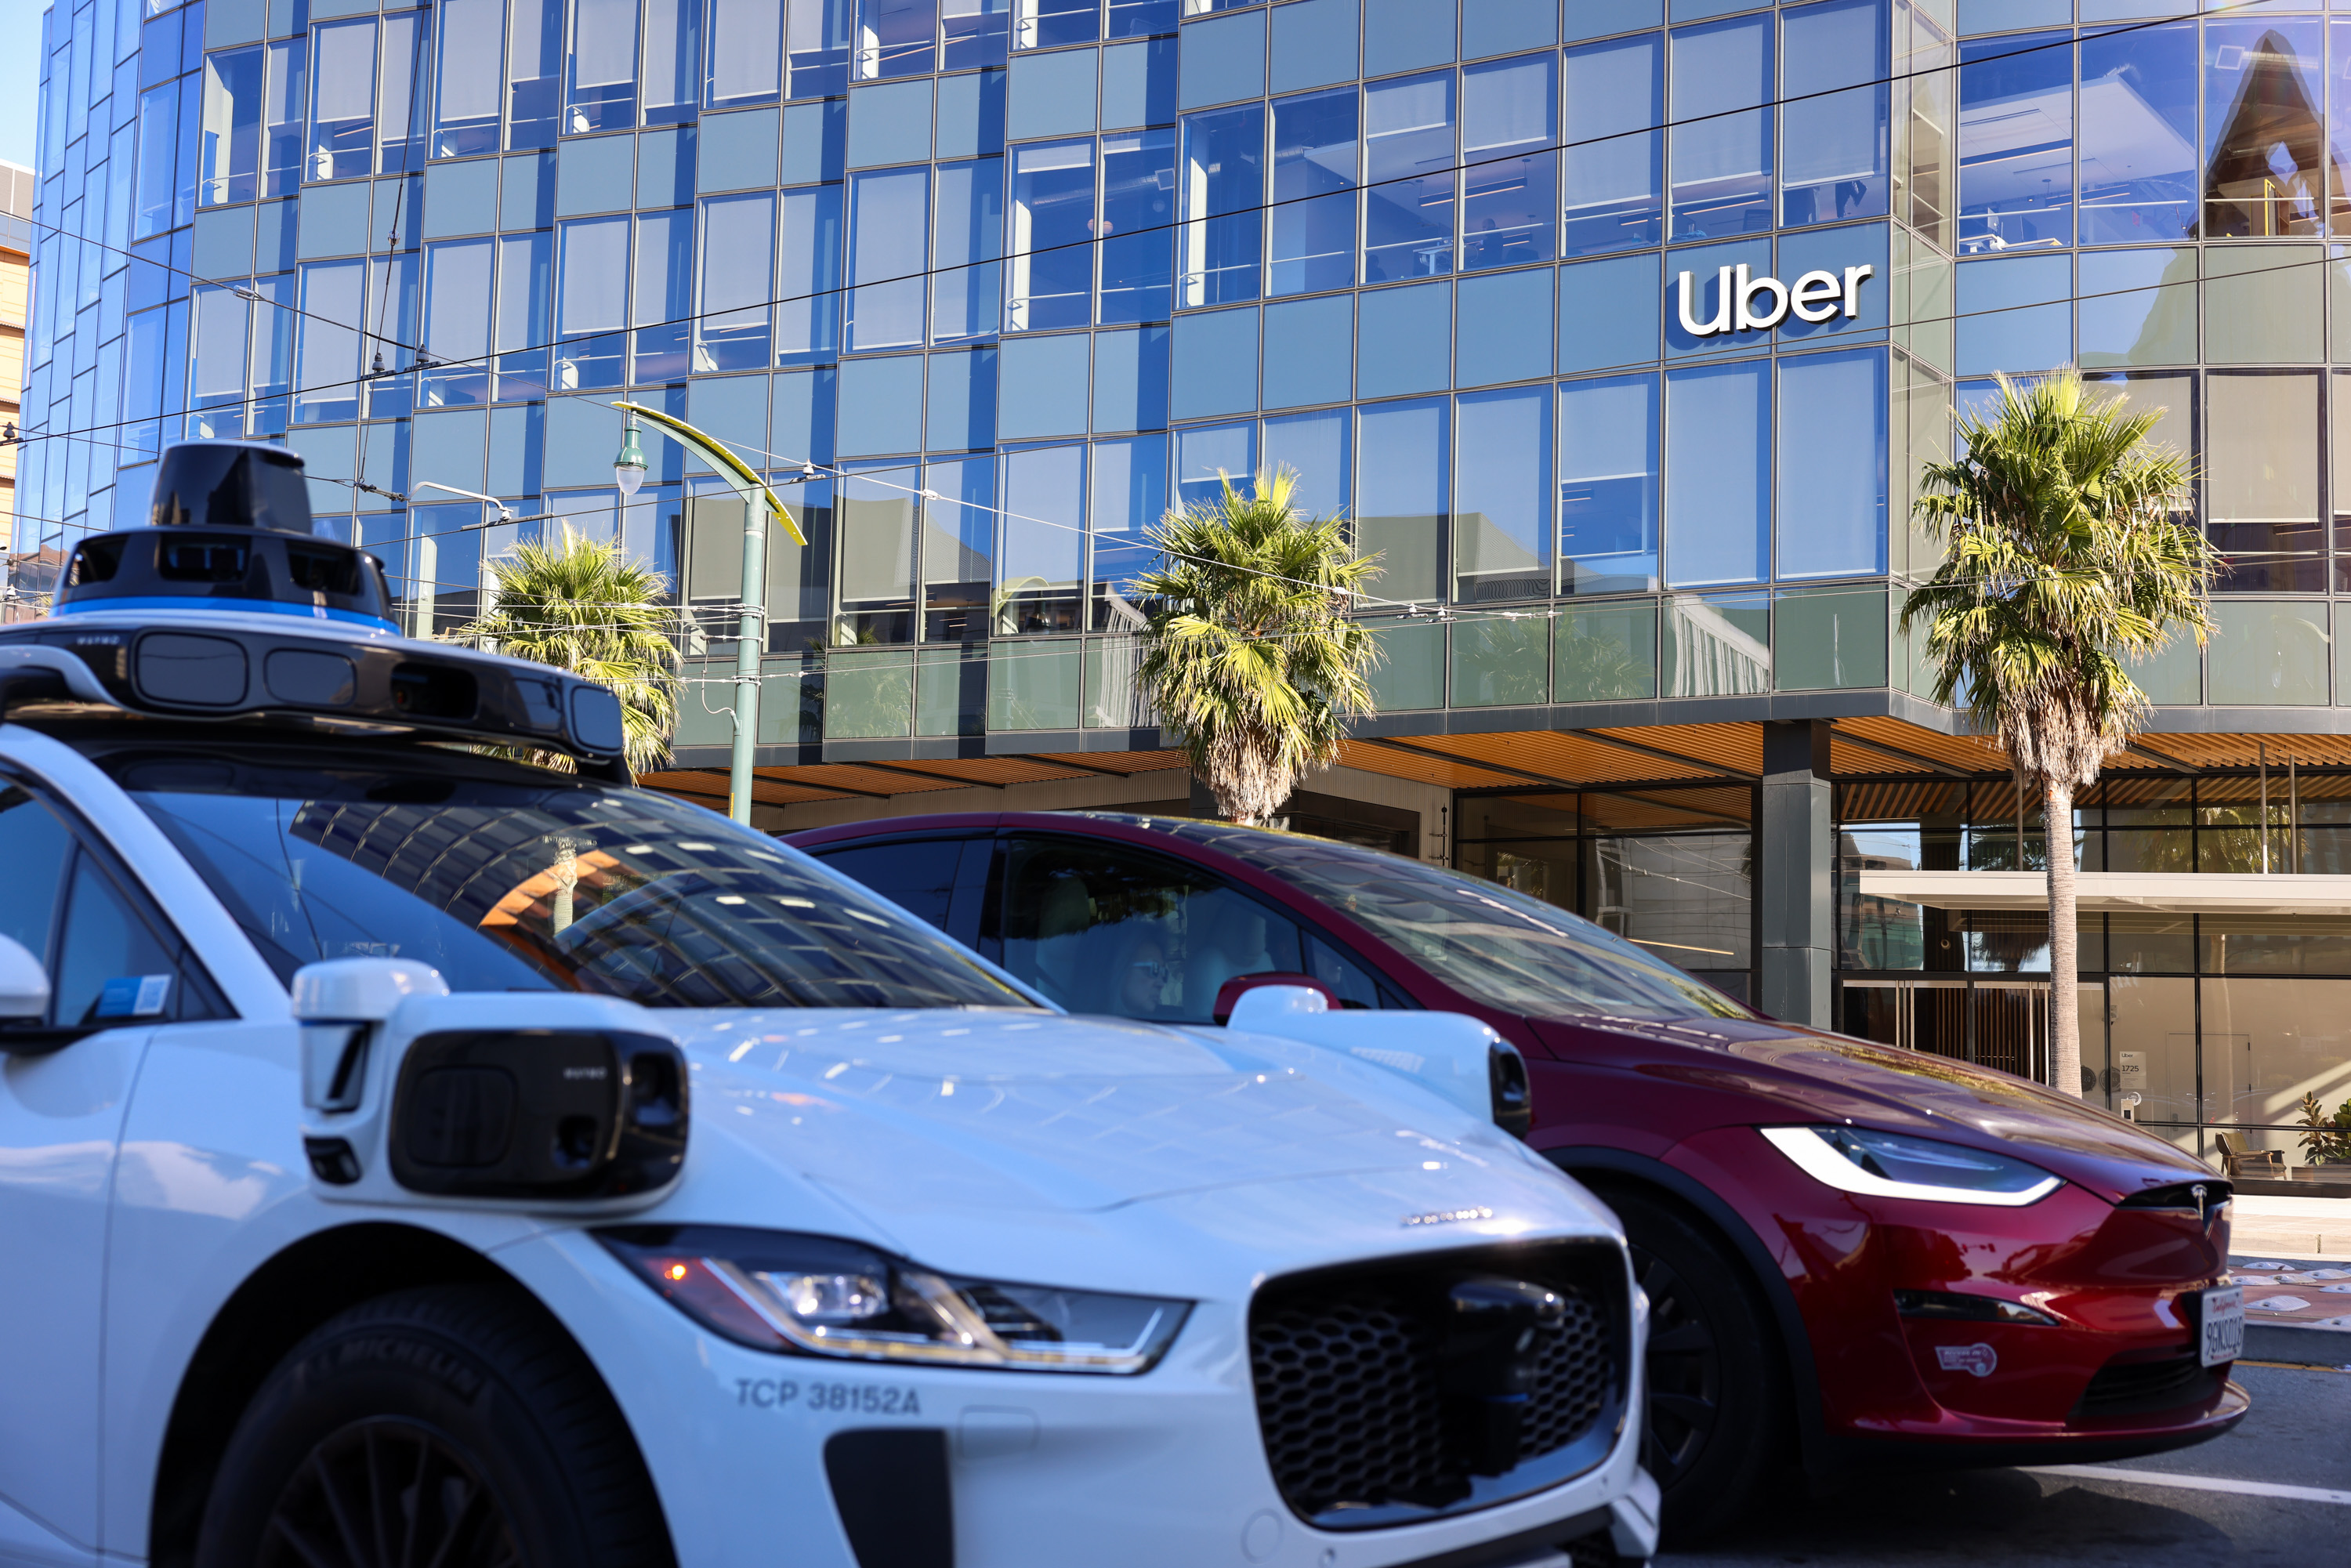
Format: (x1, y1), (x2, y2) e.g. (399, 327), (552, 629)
(672, 1006), (1559, 1220)
(1531, 1012), (2213, 1202)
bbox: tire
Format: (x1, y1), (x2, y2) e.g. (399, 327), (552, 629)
(194, 1284), (675, 1568)
(1603, 1186), (1791, 1544)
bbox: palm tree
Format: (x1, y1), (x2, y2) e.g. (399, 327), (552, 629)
(453, 527), (681, 777)
(1134, 468), (1382, 824)
(1903, 370), (2216, 1097)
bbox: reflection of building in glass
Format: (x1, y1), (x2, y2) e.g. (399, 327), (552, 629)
(2196, 28), (2347, 240)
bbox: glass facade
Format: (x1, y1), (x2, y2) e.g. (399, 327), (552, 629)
(21, 0), (2351, 729)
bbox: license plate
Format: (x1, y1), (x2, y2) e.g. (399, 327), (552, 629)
(2199, 1285), (2244, 1368)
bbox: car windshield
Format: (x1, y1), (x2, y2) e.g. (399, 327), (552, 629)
(1161, 820), (1746, 1022)
(107, 745), (1032, 1011)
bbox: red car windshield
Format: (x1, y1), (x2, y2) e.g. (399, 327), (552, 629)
(1163, 820), (1748, 1022)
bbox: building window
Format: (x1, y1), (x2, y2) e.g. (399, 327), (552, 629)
(1780, 0), (1887, 229)
(1364, 71), (1453, 282)
(433, 0), (505, 158)
(1270, 87), (1357, 297)
(1179, 103), (1262, 305)
(566, 0), (641, 134)
(697, 191), (777, 371)
(1010, 137), (1096, 328)
(849, 165), (931, 349)
(1563, 29), (1661, 257)
(1462, 52), (1556, 273)
(1668, 11), (1771, 241)
(705, 0), (785, 109)
(199, 46), (263, 207)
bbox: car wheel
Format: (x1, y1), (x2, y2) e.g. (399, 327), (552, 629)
(1604, 1186), (1788, 1542)
(194, 1284), (674, 1568)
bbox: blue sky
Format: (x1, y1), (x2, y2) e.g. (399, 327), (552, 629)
(2, 0), (46, 171)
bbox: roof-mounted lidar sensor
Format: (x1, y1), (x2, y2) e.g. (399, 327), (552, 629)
(53, 441), (397, 629)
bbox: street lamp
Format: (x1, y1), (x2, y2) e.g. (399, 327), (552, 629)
(405, 483), (520, 638)
(610, 402), (806, 824)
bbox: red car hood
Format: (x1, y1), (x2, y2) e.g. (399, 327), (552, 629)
(1531, 1013), (2215, 1204)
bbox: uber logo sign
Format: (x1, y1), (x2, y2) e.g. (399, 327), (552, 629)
(1677, 263), (1875, 337)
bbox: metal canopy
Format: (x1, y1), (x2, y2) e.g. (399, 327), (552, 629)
(1859, 869), (2351, 918)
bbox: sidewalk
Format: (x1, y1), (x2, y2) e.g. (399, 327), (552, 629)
(2231, 1194), (2351, 1260)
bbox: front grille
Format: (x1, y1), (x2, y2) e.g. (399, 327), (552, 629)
(2072, 1352), (2223, 1420)
(1248, 1241), (1625, 1530)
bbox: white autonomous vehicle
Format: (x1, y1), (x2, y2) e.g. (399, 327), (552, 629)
(0, 442), (1657, 1568)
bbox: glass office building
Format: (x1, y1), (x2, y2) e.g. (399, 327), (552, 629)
(24, 0), (2351, 1169)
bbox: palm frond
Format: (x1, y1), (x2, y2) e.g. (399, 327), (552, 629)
(1133, 467), (1382, 822)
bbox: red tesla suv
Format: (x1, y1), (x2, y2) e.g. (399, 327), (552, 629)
(789, 811), (2247, 1536)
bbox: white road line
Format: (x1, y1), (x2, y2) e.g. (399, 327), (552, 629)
(2030, 1465), (2351, 1506)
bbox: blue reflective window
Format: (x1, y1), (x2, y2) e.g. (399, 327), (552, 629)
(1271, 87), (1358, 296)
(1017, 0), (1096, 52)
(999, 441), (1086, 632)
(705, 0), (786, 109)
(200, 45), (263, 205)
(1100, 129), (1175, 323)
(1668, 12), (1770, 241)
(856, 0), (939, 79)
(422, 238), (494, 406)
(556, 215), (629, 389)
(1559, 252), (1661, 373)
(933, 158), (1004, 342)
(378, 13), (427, 175)
(632, 208), (694, 380)
(643, 0), (701, 125)
(1664, 357), (1766, 588)
(295, 257), (364, 422)
(929, 344), (998, 450)
(495, 231), (553, 400)
(437, 0), (505, 156)
(699, 191), (776, 371)
(1174, 419), (1255, 507)
(1262, 293), (1353, 409)
(1364, 0), (1453, 78)
(1365, 71), (1455, 281)
(788, 0), (853, 98)
(945, 0), (1011, 67)
(1264, 404), (1350, 520)
(1955, 252), (2070, 375)
(1563, 31), (1661, 256)
(1011, 138), (1096, 329)
(1107, 0), (1176, 41)
(190, 284), (252, 436)
(1171, 304), (1259, 418)
(1089, 433), (1168, 625)
(1357, 280), (1450, 397)
(1456, 266), (1552, 386)
(1356, 397), (1447, 603)
(1567, 0), (1662, 44)
(923, 453), (994, 639)
(266, 39), (305, 195)
(2078, 20), (2195, 244)
(308, 20), (376, 179)
(1454, 384), (1552, 603)
(1958, 31), (2071, 253)
(997, 331), (1092, 438)
(838, 460), (921, 639)
(1462, 53), (1556, 272)
(778, 183), (843, 363)
(850, 166), (930, 349)
(508, 0), (564, 149)
(1180, 103), (1265, 306)
(2204, 16), (2326, 240)
(1775, 347), (1886, 580)
(1558, 371), (1659, 596)
(566, 0), (638, 132)
(1781, 0), (1887, 229)
(1092, 322), (1169, 430)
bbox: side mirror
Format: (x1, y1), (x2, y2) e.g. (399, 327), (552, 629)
(1215, 973), (1342, 1025)
(0, 934), (51, 1022)
(292, 958), (449, 1115)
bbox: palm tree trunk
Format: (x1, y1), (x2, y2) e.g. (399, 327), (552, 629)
(2043, 775), (2082, 1098)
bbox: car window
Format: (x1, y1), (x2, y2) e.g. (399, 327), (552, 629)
(108, 748), (1031, 1012)
(0, 788), (71, 968)
(53, 855), (186, 1027)
(1165, 820), (1746, 1021)
(812, 838), (970, 931)
(990, 836), (1304, 1023)
(1306, 934), (1385, 1009)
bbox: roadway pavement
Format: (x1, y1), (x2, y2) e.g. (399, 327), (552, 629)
(1662, 1363), (2349, 1566)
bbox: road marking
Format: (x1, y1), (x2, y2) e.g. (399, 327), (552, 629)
(2030, 1465), (2351, 1506)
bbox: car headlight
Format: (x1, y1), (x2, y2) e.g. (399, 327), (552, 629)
(1760, 1126), (2062, 1207)
(597, 1225), (1190, 1374)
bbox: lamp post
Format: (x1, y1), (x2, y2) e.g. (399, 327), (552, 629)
(610, 403), (804, 824)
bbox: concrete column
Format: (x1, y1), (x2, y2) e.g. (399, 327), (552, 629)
(1759, 719), (1835, 1028)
